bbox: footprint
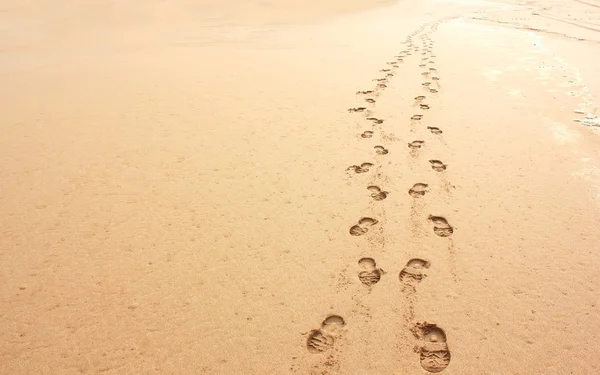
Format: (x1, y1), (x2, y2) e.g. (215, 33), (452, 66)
(374, 145), (389, 155)
(356, 90), (374, 95)
(399, 258), (430, 286)
(419, 64), (427, 67)
(323, 315), (346, 327)
(349, 107), (367, 113)
(420, 104), (430, 110)
(408, 140), (425, 149)
(428, 215), (453, 237)
(306, 315), (346, 353)
(422, 72), (430, 76)
(411, 114), (423, 121)
(380, 69), (391, 72)
(377, 83), (388, 89)
(349, 217), (378, 236)
(347, 162), (374, 173)
(422, 82), (431, 87)
(429, 88), (439, 94)
(427, 126), (442, 134)
(361, 131), (374, 138)
(367, 117), (384, 124)
(374, 78), (387, 82)
(415, 95), (426, 101)
(366, 98), (376, 103)
(358, 257), (383, 286)
(413, 322), (452, 373)
(386, 73), (394, 77)
(409, 183), (428, 197)
(367, 186), (388, 201)
(429, 68), (437, 71)
(431, 77), (440, 81)
(306, 330), (334, 353)
(429, 160), (446, 172)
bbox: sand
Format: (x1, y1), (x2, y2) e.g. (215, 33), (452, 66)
(1, 0), (600, 374)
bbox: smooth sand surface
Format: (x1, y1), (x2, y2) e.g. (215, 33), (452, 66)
(2, 0), (600, 374)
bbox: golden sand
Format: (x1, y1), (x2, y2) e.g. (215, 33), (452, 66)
(1, 0), (600, 374)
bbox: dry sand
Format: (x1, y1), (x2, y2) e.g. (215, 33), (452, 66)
(2, 0), (600, 374)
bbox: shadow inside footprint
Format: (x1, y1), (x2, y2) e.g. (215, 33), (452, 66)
(347, 162), (374, 174)
(374, 145), (389, 155)
(306, 315), (346, 354)
(429, 160), (446, 172)
(349, 217), (378, 236)
(348, 107), (367, 113)
(409, 183), (429, 197)
(408, 140), (425, 149)
(413, 322), (452, 373)
(367, 117), (384, 124)
(307, 330), (334, 353)
(323, 315), (345, 327)
(411, 114), (423, 121)
(427, 126), (442, 134)
(361, 131), (374, 138)
(399, 258), (430, 288)
(428, 215), (453, 237)
(367, 185), (388, 201)
(358, 257), (383, 286)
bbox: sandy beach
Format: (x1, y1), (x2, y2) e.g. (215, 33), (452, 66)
(2, 0), (600, 374)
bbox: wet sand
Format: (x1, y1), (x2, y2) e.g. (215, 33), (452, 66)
(1, 0), (600, 374)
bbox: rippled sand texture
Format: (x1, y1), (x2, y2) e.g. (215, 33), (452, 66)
(2, 0), (600, 374)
